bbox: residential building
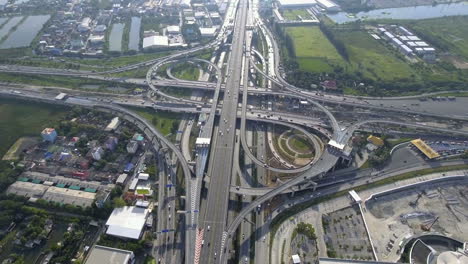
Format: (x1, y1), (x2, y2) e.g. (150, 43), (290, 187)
(41, 128), (58, 142)
(105, 136), (118, 151)
(126, 140), (139, 154)
(91, 147), (104, 161)
(367, 135), (384, 147)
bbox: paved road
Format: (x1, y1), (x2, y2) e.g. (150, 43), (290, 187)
(199, 0), (249, 263)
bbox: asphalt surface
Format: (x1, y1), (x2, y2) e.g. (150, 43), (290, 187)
(199, 0), (249, 263)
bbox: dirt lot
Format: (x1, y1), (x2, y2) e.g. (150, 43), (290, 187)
(2, 137), (39, 161)
(365, 178), (468, 261)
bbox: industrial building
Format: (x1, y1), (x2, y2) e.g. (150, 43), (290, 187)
(6, 180), (97, 207)
(85, 245), (135, 264)
(277, 0), (317, 9)
(105, 206), (150, 240)
(143, 36), (169, 49)
(42, 186), (96, 207)
(376, 25), (436, 61)
(6, 181), (48, 198)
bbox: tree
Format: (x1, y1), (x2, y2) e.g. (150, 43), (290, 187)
(112, 197), (126, 208)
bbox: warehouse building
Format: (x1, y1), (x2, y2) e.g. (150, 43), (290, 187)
(105, 206), (150, 240)
(6, 181), (97, 207)
(85, 245), (134, 264)
(7, 181), (48, 198)
(42, 186), (96, 207)
(143, 36), (169, 49)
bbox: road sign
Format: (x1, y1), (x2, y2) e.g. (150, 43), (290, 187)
(166, 184), (173, 188)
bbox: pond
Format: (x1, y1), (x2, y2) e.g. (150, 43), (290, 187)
(128, 17), (141, 51)
(0, 16), (23, 40)
(0, 15), (50, 49)
(109, 23), (124, 52)
(327, 2), (468, 23)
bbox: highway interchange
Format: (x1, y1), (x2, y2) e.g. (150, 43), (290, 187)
(2, 0), (468, 263)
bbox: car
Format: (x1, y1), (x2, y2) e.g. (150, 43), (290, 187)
(207, 225), (211, 231)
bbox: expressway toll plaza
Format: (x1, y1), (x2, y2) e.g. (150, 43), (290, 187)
(2, 0), (468, 263)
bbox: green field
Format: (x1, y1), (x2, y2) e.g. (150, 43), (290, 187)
(289, 136), (312, 152)
(127, 107), (182, 137)
(285, 26), (344, 72)
(334, 30), (417, 81)
(172, 63), (200, 81)
(0, 98), (68, 158)
(407, 16), (468, 61)
(282, 9), (312, 20)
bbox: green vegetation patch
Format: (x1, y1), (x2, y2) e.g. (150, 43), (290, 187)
(285, 26), (344, 72)
(282, 9), (312, 20)
(172, 63), (200, 81)
(406, 16), (468, 61)
(136, 189), (150, 195)
(289, 136), (313, 153)
(0, 98), (68, 158)
(128, 107), (182, 137)
(334, 30), (416, 81)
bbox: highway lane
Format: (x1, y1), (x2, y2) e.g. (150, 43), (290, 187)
(199, 0), (249, 263)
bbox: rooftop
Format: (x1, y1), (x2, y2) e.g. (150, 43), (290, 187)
(143, 36), (169, 48)
(411, 138), (440, 159)
(278, 0), (316, 6)
(85, 245), (134, 264)
(105, 206), (149, 239)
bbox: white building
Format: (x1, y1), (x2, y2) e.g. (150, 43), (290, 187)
(143, 36), (169, 49)
(105, 206), (149, 240)
(277, 0), (316, 9)
(200, 27), (217, 38)
(78, 17), (92, 32)
(85, 245), (134, 264)
(116, 174), (128, 185)
(292, 254), (301, 264)
(138, 173), (150, 180)
(166, 25), (181, 34)
(105, 117), (120, 132)
(316, 0), (340, 11)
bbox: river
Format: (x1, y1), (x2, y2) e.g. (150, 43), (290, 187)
(328, 2), (468, 23)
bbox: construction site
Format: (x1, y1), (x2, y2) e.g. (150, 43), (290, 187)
(364, 175), (468, 262)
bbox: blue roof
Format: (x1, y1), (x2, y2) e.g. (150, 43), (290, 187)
(124, 163), (134, 172)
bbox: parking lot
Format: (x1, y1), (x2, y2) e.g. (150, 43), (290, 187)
(322, 205), (374, 260)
